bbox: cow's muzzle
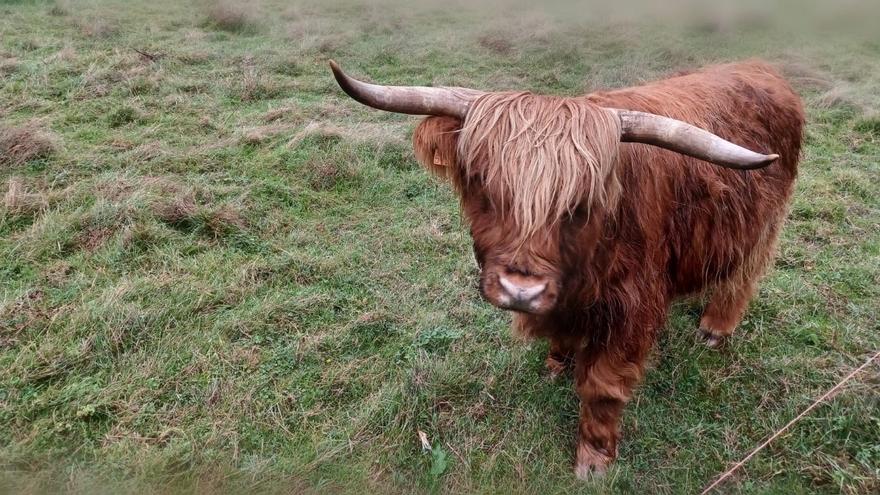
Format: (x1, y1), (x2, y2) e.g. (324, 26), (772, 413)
(482, 269), (558, 314)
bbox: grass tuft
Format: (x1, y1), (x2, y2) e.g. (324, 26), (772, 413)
(48, 0), (70, 16)
(0, 123), (59, 168)
(262, 106), (297, 123)
(152, 193), (197, 227)
(240, 124), (295, 145)
(3, 178), (49, 216)
(204, 1), (258, 33)
(814, 85), (866, 113)
(74, 16), (118, 38)
(107, 105), (142, 128)
(306, 160), (358, 191)
(0, 56), (19, 76)
(478, 33), (516, 55)
(854, 117), (880, 137)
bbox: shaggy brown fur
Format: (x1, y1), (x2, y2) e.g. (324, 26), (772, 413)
(459, 92), (621, 242)
(411, 60), (804, 477)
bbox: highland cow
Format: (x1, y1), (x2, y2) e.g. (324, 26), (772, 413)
(330, 59), (804, 478)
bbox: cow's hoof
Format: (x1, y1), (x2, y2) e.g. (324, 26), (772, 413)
(545, 353), (568, 379)
(698, 328), (726, 348)
(574, 442), (612, 480)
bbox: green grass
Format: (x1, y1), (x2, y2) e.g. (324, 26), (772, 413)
(1, 0), (879, 493)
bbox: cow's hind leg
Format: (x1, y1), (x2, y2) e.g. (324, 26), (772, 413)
(513, 313), (576, 378)
(699, 215), (784, 347)
(698, 275), (760, 347)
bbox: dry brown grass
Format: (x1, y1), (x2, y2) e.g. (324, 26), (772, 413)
(4, 178), (49, 216)
(779, 60), (835, 92)
(206, 204), (248, 235)
(262, 106), (297, 123)
(236, 64), (287, 102)
(152, 193), (197, 226)
(151, 192), (249, 238)
(778, 57), (876, 114)
(48, 0), (70, 16)
(284, 10), (355, 55)
(204, 1), (258, 32)
(74, 16), (118, 38)
(44, 45), (76, 63)
(77, 226), (116, 252)
(0, 123), (59, 168)
(121, 141), (166, 164)
(94, 175), (185, 203)
(76, 51), (164, 100)
(239, 124), (297, 145)
(287, 121), (407, 149)
(814, 84), (866, 112)
(307, 160), (353, 191)
(177, 50), (212, 65)
(0, 56), (19, 76)
(478, 33), (515, 55)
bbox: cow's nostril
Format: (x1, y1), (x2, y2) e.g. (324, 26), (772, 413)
(498, 276), (546, 304)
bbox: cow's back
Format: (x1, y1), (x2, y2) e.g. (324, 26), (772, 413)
(586, 60), (805, 294)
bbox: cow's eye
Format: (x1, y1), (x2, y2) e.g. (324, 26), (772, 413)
(478, 194), (495, 214)
(572, 204), (589, 220)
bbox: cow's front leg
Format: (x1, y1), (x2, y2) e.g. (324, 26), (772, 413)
(573, 326), (657, 479)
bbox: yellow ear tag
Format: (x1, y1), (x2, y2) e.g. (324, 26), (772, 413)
(433, 150), (450, 167)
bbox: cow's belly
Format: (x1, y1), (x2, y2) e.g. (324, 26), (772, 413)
(667, 198), (765, 296)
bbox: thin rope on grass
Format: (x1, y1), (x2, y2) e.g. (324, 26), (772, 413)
(701, 349), (880, 495)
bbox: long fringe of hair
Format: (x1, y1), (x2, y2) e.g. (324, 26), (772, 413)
(457, 92), (622, 241)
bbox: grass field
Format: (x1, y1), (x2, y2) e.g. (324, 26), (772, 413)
(1, 0), (879, 493)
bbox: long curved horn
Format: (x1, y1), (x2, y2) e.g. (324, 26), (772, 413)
(329, 62), (778, 169)
(329, 60), (483, 118)
(614, 109), (779, 169)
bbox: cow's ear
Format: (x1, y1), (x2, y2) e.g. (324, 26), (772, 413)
(413, 116), (461, 181)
